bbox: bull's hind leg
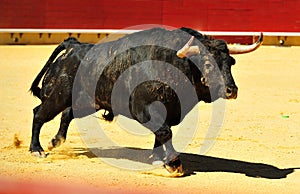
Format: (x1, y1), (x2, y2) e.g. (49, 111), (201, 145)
(30, 102), (67, 157)
(30, 105), (46, 157)
(48, 107), (73, 150)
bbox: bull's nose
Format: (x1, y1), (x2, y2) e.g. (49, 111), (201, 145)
(225, 86), (238, 99)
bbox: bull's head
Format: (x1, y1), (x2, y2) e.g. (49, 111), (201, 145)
(176, 33), (263, 102)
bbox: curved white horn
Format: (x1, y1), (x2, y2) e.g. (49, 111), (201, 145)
(228, 32), (263, 54)
(177, 36), (200, 58)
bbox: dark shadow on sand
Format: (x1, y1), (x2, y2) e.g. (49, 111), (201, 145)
(72, 147), (298, 179)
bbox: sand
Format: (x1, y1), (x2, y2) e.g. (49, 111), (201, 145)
(0, 44), (299, 193)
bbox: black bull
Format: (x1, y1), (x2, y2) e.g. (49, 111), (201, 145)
(30, 27), (262, 175)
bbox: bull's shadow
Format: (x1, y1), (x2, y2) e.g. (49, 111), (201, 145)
(73, 147), (298, 179)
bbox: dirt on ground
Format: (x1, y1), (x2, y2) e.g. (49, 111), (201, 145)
(0, 44), (299, 194)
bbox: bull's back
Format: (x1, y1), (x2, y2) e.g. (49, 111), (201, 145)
(41, 43), (93, 104)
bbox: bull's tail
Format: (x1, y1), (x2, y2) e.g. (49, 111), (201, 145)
(30, 37), (79, 99)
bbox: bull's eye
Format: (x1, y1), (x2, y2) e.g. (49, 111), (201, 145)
(204, 62), (214, 71)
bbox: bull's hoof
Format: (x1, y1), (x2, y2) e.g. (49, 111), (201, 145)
(152, 160), (164, 166)
(31, 151), (48, 158)
(47, 140), (57, 151)
(48, 137), (65, 151)
(164, 157), (184, 177)
(30, 144), (47, 158)
(149, 153), (164, 167)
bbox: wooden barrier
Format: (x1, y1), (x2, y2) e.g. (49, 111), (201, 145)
(1, 29), (300, 45)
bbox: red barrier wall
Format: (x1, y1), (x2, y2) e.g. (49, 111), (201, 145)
(1, 0), (300, 32)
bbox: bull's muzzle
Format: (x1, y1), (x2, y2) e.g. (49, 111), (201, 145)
(225, 86), (238, 99)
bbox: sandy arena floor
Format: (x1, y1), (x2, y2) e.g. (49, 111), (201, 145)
(0, 44), (299, 193)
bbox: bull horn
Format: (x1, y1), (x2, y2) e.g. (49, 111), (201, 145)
(177, 36), (200, 58)
(227, 32), (263, 54)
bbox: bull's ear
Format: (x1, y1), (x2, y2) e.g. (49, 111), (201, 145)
(177, 36), (200, 58)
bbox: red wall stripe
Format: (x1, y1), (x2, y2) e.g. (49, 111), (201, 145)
(0, 0), (299, 32)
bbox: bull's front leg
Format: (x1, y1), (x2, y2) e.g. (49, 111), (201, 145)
(153, 124), (183, 176)
(150, 138), (165, 166)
